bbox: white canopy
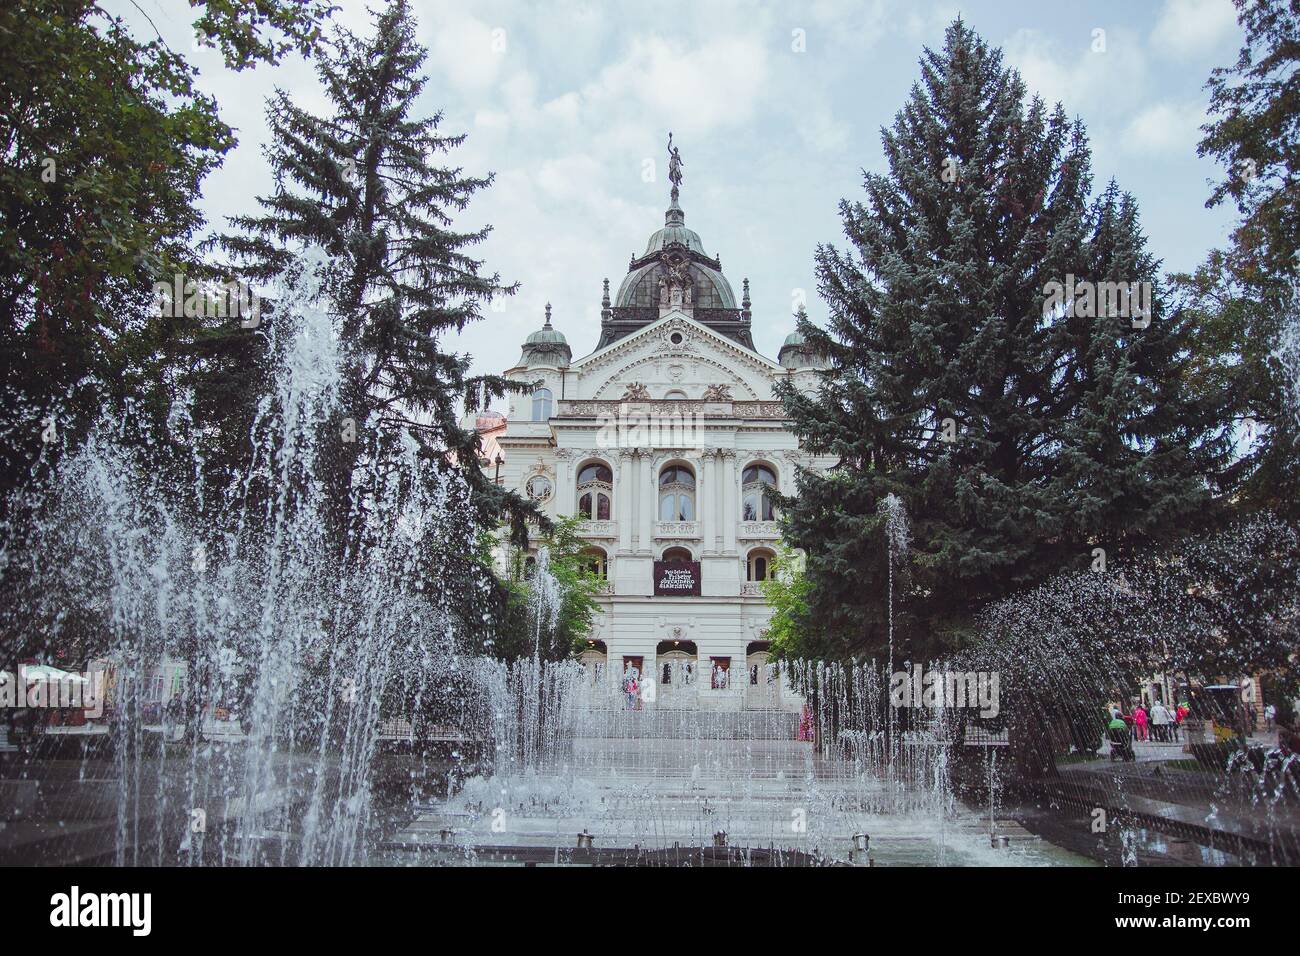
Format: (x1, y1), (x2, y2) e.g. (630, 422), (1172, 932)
(19, 664), (89, 683)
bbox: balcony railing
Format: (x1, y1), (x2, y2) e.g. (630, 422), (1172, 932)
(578, 520), (618, 538)
(654, 521), (700, 539)
(740, 582), (764, 596)
(738, 521), (780, 539)
(555, 399), (789, 420)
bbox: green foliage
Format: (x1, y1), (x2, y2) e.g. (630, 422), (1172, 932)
(1171, 253), (1300, 518)
(491, 517), (603, 662)
(759, 544), (822, 659)
(1180, 0), (1300, 523)
(190, 0), (337, 71)
(777, 20), (1229, 660)
(0, 0), (335, 512)
(0, 1), (224, 501)
(1200, 0), (1300, 280)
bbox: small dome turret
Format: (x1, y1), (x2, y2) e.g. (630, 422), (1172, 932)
(779, 323), (825, 369)
(518, 303), (571, 367)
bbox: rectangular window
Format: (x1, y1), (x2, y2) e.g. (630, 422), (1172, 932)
(710, 657), (731, 690)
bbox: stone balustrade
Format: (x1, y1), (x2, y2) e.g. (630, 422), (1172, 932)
(654, 521), (701, 539)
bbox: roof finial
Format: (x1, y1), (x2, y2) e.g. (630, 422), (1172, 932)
(667, 132), (684, 202)
(666, 132), (685, 226)
(543, 302), (553, 328)
(602, 278), (611, 307)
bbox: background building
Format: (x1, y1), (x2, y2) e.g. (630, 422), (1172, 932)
(482, 166), (832, 711)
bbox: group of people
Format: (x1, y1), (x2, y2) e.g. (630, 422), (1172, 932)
(622, 665), (641, 711)
(1109, 700), (1189, 743)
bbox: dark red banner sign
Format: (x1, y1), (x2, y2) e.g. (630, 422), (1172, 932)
(653, 560), (701, 596)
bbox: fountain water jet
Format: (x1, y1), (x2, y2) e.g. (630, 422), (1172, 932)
(0, 248), (489, 865)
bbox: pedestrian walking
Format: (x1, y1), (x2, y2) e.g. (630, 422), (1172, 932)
(1150, 701), (1171, 743)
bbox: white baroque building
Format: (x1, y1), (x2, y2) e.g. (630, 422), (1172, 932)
(480, 169), (831, 712)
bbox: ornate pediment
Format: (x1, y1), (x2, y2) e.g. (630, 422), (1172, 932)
(575, 314), (782, 404)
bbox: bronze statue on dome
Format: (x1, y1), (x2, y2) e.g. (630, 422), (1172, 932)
(667, 132), (684, 200)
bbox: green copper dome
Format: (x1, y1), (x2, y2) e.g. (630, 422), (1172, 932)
(525, 325), (568, 346)
(642, 201), (707, 256)
(518, 303), (571, 367)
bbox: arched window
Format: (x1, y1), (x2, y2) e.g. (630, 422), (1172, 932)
(742, 463), (778, 521)
(747, 548), (776, 582)
(662, 546), (693, 562)
(576, 462), (613, 520)
(531, 388), (553, 421)
(658, 464), (696, 521)
(582, 547), (608, 580)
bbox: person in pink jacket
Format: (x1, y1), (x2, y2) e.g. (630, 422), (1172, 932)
(1133, 704), (1149, 741)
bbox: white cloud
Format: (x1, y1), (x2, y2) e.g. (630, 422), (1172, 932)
(473, 109), (511, 132)
(578, 35), (769, 137)
(796, 104), (850, 153)
(1119, 100), (1208, 156)
(901, 2), (962, 43)
(1003, 27), (1150, 118)
(804, 0), (891, 48)
(425, 9), (507, 92)
(541, 92), (582, 125)
(1150, 0), (1240, 60)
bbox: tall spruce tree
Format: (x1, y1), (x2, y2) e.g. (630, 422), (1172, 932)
(778, 21), (1229, 659)
(219, 0), (534, 555)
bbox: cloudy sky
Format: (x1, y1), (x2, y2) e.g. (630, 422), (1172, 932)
(109, 0), (1246, 383)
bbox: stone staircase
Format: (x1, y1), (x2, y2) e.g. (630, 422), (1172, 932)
(574, 708), (800, 741)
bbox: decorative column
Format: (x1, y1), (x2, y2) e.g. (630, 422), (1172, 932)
(700, 451), (716, 555)
(638, 448), (653, 553)
(714, 449), (726, 553)
(617, 448), (635, 553)
(555, 449), (574, 517)
(722, 449), (738, 554)
(781, 448), (801, 498)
